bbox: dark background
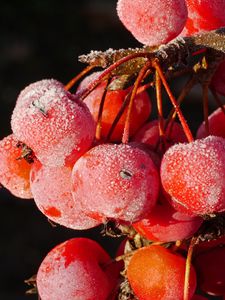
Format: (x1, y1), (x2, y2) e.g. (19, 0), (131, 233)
(0, 1), (136, 299)
(0, 1), (221, 299)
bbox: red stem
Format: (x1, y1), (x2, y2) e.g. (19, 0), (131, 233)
(202, 84), (209, 135)
(122, 60), (152, 144)
(76, 52), (151, 101)
(64, 65), (95, 91)
(153, 60), (194, 143)
(95, 79), (109, 140)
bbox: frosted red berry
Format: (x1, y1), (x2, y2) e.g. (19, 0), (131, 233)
(30, 161), (100, 230)
(182, 0), (225, 36)
(71, 143), (159, 223)
(37, 238), (119, 300)
(11, 79), (95, 167)
(161, 136), (225, 215)
(117, 0), (188, 45)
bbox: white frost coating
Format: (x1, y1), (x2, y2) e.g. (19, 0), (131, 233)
(30, 162), (100, 230)
(71, 143), (160, 223)
(11, 79), (96, 167)
(161, 136), (225, 214)
(37, 238), (112, 300)
(117, 0), (188, 45)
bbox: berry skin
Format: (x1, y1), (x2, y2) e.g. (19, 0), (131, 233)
(117, 0), (188, 45)
(133, 119), (187, 150)
(182, 0), (225, 36)
(30, 161), (100, 230)
(194, 245), (225, 296)
(78, 72), (152, 142)
(37, 238), (120, 300)
(127, 245), (197, 300)
(11, 79), (95, 167)
(71, 143), (160, 223)
(196, 105), (225, 139)
(133, 195), (203, 242)
(0, 134), (32, 199)
(210, 61), (225, 97)
(161, 136), (225, 215)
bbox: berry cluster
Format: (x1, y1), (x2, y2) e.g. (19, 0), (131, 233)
(1, 0), (225, 299)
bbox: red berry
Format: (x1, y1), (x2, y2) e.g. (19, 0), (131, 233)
(194, 245), (225, 296)
(191, 295), (208, 300)
(11, 79), (95, 167)
(161, 136), (225, 215)
(37, 238), (119, 300)
(182, 0), (225, 36)
(210, 61), (225, 96)
(133, 195), (203, 242)
(127, 245), (197, 300)
(133, 119), (187, 150)
(117, 0), (188, 45)
(30, 161), (100, 230)
(71, 143), (159, 223)
(0, 134), (32, 199)
(197, 105), (225, 139)
(78, 72), (152, 142)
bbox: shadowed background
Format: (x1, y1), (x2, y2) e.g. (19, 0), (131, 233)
(0, 1), (220, 299)
(0, 1), (139, 299)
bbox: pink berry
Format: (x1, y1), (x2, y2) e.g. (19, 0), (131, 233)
(11, 79), (95, 167)
(117, 0), (188, 45)
(71, 143), (160, 223)
(161, 136), (225, 215)
(0, 134), (32, 199)
(30, 161), (100, 230)
(37, 238), (119, 300)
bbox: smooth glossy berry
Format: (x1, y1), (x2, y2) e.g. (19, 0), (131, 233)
(127, 245), (197, 300)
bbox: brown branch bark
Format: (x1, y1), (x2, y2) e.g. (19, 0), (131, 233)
(78, 27), (225, 74)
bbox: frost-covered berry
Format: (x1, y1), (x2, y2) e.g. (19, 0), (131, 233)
(11, 79), (95, 167)
(117, 0), (188, 45)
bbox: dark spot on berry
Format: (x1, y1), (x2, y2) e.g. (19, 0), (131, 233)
(120, 169), (132, 179)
